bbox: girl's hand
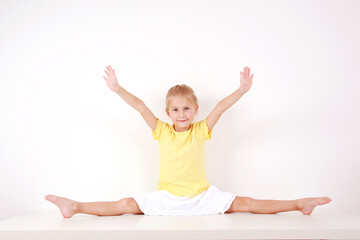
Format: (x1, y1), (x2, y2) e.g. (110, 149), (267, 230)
(103, 65), (121, 92)
(239, 66), (254, 93)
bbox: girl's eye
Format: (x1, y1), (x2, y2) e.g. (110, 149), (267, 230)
(173, 109), (177, 112)
(185, 108), (189, 110)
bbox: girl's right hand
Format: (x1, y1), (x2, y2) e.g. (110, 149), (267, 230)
(103, 65), (121, 92)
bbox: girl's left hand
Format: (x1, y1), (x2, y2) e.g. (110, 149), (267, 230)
(239, 66), (254, 93)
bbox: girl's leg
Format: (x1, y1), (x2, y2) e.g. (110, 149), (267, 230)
(44, 195), (143, 218)
(225, 196), (331, 215)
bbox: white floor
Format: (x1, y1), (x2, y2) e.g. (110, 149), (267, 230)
(0, 210), (359, 240)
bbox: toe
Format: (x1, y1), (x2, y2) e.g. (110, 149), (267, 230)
(45, 194), (57, 203)
(320, 197), (331, 204)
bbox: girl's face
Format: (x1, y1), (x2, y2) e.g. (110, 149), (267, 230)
(166, 95), (198, 132)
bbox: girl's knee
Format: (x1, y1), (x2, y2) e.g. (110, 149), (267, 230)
(118, 198), (133, 209)
(228, 196), (254, 213)
(241, 197), (254, 211)
(118, 198), (143, 214)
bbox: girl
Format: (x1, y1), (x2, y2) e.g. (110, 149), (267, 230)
(45, 65), (331, 218)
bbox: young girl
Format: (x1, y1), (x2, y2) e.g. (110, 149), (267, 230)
(45, 65), (331, 218)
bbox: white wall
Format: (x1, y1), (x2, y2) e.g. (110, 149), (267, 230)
(1, 0), (359, 220)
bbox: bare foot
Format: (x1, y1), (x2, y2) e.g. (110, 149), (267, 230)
(298, 197), (332, 215)
(44, 194), (78, 218)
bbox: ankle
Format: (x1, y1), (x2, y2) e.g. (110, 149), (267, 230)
(295, 199), (303, 211)
(73, 201), (81, 214)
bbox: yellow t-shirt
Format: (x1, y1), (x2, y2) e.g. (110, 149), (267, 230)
(152, 118), (212, 197)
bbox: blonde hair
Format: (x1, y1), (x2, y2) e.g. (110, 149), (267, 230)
(165, 84), (198, 112)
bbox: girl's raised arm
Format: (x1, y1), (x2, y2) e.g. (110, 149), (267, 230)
(103, 65), (157, 131)
(206, 66), (253, 131)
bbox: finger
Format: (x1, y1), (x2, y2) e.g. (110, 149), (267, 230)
(250, 73), (254, 80)
(104, 70), (109, 77)
(103, 76), (107, 81)
(107, 66), (113, 74)
(109, 66), (115, 74)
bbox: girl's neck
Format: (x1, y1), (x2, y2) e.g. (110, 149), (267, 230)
(173, 123), (191, 132)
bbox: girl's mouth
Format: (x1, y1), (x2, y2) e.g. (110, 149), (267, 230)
(178, 120), (187, 122)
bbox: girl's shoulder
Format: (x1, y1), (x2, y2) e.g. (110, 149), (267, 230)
(193, 119), (212, 140)
(152, 118), (172, 140)
(193, 119), (207, 128)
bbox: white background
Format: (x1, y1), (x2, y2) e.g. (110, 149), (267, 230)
(1, 0), (359, 221)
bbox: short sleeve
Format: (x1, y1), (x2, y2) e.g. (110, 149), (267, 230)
(196, 119), (212, 140)
(152, 118), (168, 140)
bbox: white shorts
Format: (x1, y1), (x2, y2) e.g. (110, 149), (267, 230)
(132, 185), (236, 216)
